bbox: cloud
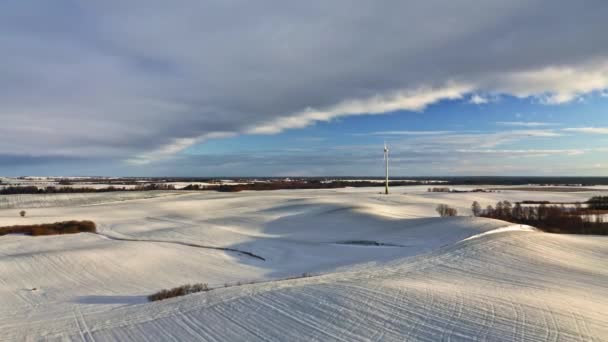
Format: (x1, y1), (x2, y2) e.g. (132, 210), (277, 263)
(399, 130), (562, 149)
(0, 1), (607, 166)
(364, 131), (454, 136)
(563, 127), (608, 134)
(469, 94), (489, 104)
(127, 132), (236, 165)
(245, 83), (471, 135)
(0, 154), (83, 166)
(488, 62), (608, 104)
(455, 148), (585, 157)
(356, 129), (563, 151)
(496, 121), (558, 127)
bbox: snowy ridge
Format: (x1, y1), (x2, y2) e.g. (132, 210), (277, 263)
(461, 224), (537, 242)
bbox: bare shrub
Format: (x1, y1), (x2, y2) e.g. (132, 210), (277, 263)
(471, 201), (482, 217)
(149, 272), (318, 302)
(148, 283), (209, 301)
(19, 210), (26, 217)
(436, 204), (458, 217)
(0, 220), (96, 236)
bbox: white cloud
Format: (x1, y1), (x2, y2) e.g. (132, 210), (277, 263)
(496, 121), (558, 127)
(563, 127), (608, 134)
(490, 61), (608, 104)
(246, 83), (472, 134)
(469, 94), (489, 104)
(514, 130), (562, 137)
(365, 130), (453, 136)
(127, 132), (236, 165)
(455, 148), (585, 157)
(398, 129), (563, 150)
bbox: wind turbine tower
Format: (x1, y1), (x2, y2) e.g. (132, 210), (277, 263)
(384, 142), (389, 195)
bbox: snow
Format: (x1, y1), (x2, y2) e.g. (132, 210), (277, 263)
(0, 191), (182, 209)
(461, 224), (537, 241)
(0, 186), (606, 341)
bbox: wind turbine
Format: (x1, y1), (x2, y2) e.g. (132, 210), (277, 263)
(384, 142), (389, 195)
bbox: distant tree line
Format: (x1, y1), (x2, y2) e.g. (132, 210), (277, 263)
(472, 200), (607, 235)
(438, 176), (608, 186)
(216, 181), (344, 192)
(215, 180), (431, 192)
(428, 187), (452, 193)
(0, 183), (178, 195)
(0, 180), (442, 195)
(428, 187), (494, 193)
(587, 196), (608, 210)
(0, 186), (113, 195)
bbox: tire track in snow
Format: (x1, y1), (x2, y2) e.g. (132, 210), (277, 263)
(95, 232), (265, 261)
(73, 307), (96, 342)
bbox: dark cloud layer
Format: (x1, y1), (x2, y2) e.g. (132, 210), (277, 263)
(1, 1), (607, 171)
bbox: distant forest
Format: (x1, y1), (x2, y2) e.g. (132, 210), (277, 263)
(0, 184), (178, 195)
(473, 197), (608, 235)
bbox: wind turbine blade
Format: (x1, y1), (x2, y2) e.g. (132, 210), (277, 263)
(383, 142), (386, 160)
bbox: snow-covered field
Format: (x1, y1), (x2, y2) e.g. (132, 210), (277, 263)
(0, 191), (183, 209)
(0, 186), (606, 341)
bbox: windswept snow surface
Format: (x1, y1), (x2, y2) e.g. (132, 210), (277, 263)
(0, 187), (607, 341)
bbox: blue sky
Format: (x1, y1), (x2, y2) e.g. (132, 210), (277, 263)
(1, 1), (608, 176)
(175, 93), (608, 177)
